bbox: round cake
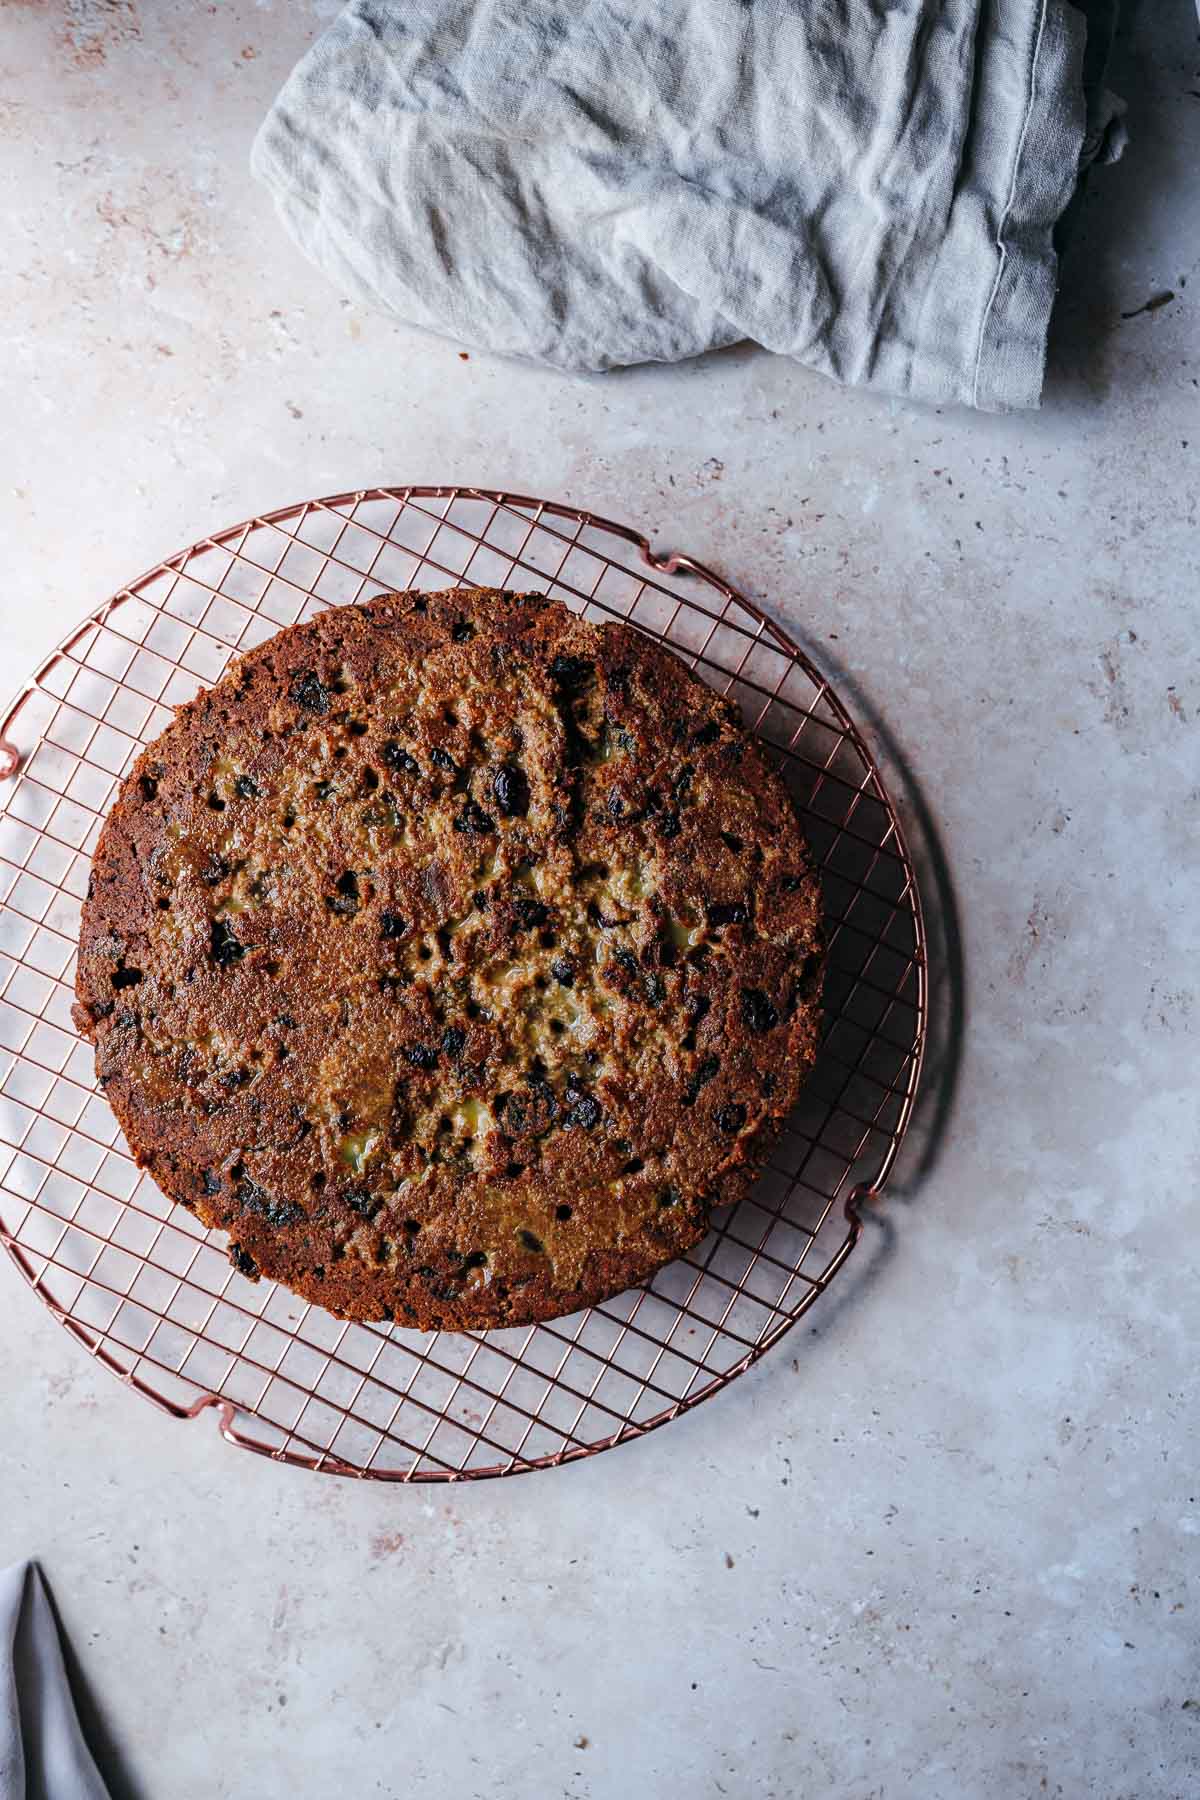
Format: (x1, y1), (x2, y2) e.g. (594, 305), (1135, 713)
(72, 587), (824, 1329)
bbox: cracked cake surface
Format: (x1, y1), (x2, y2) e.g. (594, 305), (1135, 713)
(72, 587), (824, 1329)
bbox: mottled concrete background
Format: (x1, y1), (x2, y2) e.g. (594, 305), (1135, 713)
(1, 3), (1198, 1797)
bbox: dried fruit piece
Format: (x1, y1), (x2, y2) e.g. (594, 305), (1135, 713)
(492, 762), (530, 817)
(210, 920), (244, 967)
(290, 671), (330, 714)
(345, 1189), (382, 1219)
(383, 741), (419, 776)
(565, 1091), (601, 1131)
(327, 870), (360, 916)
(740, 987), (779, 1034)
(453, 798), (495, 835)
(514, 897), (550, 930)
(549, 653), (593, 693)
(707, 901), (749, 928)
(682, 1056), (720, 1105)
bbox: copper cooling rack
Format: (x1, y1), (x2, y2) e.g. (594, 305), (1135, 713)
(0, 488), (926, 1481)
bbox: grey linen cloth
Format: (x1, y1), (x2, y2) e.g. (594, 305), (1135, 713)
(253, 0), (1120, 411)
(1, 1563), (109, 1800)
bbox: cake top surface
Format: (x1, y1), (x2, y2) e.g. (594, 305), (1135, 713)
(73, 587), (823, 1330)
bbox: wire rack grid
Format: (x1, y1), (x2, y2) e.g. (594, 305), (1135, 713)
(0, 487), (925, 1481)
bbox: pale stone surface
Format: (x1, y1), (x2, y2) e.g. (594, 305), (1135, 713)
(1, 3), (1198, 1797)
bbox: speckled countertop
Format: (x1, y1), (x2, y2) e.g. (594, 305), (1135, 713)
(2, 4), (1199, 1797)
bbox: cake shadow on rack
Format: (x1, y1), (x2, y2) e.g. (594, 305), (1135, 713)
(772, 635), (963, 1340)
(0, 487), (932, 1481)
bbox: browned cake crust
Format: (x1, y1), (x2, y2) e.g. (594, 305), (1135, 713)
(72, 588), (823, 1330)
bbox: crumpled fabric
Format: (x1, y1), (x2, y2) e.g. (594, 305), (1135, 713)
(0, 1563), (109, 1800)
(253, 0), (1123, 411)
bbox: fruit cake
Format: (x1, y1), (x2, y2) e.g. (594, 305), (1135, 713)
(72, 587), (824, 1329)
